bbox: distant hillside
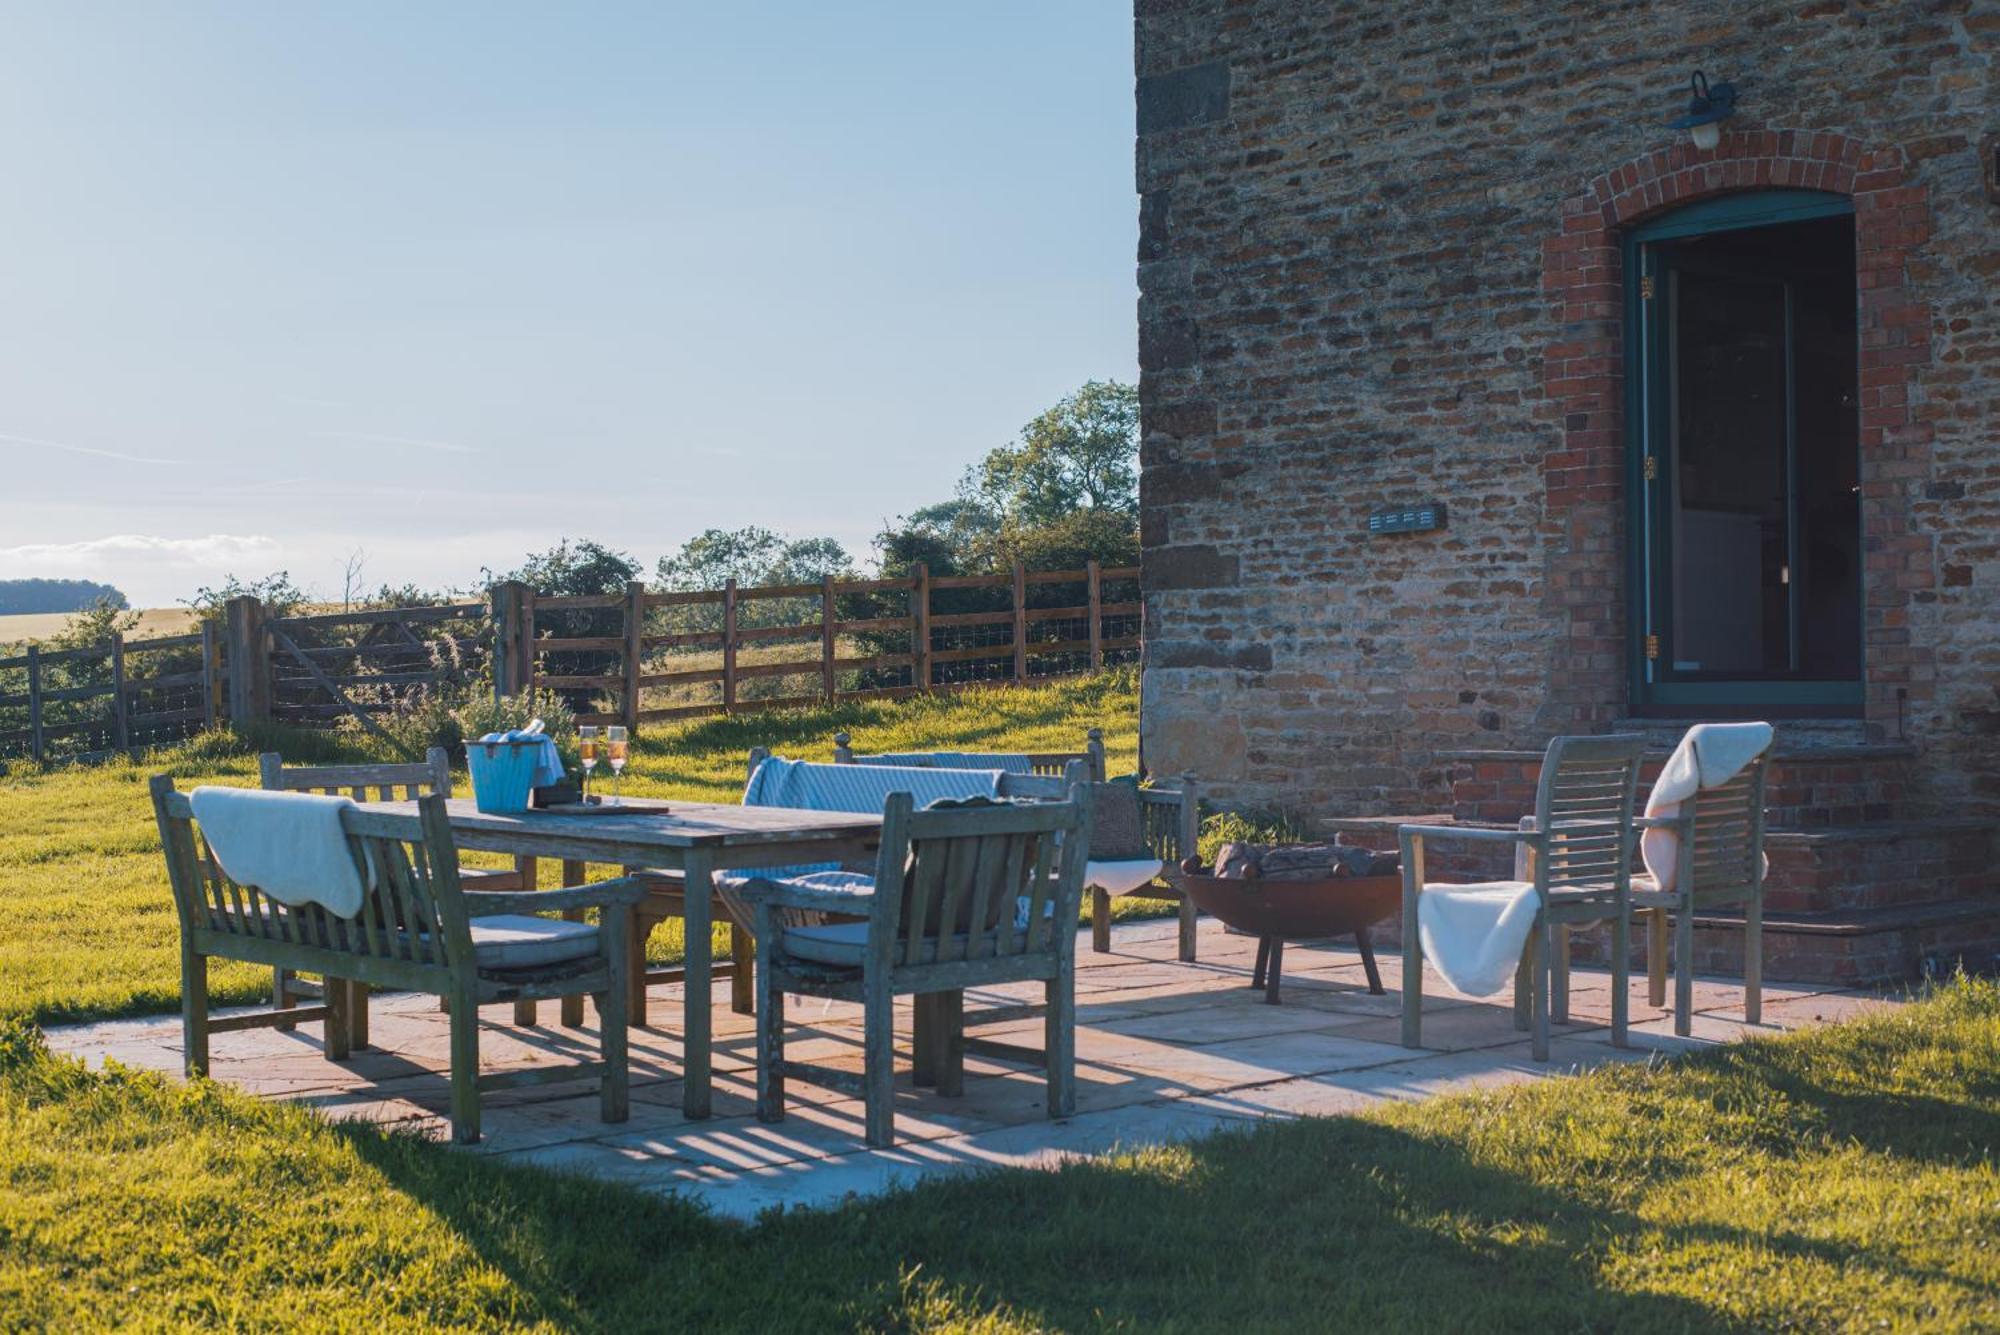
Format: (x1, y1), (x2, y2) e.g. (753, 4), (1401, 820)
(0, 579), (128, 615)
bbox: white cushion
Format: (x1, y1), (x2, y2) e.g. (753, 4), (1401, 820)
(468, 914), (600, 969)
(781, 920), (872, 965)
(1086, 858), (1165, 897)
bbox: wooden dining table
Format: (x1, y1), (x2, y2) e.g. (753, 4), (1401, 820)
(356, 796), (881, 1119)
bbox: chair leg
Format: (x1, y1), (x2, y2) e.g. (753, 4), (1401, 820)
(325, 975), (351, 1062)
(182, 943), (209, 1078)
(730, 918), (755, 1017)
(1045, 973), (1075, 1120)
(1400, 880), (1424, 1049)
(1744, 886), (1763, 1026)
(1263, 938), (1285, 1006)
(1512, 940), (1533, 1033)
(1176, 888), (1198, 963)
(630, 913), (661, 1028)
(1356, 928), (1385, 995)
(861, 971), (895, 1149)
(1530, 919), (1551, 1063)
(939, 989), (965, 1099)
(513, 858), (539, 1028)
(1647, 908), (1669, 1008)
(912, 993), (940, 1089)
(754, 919), (785, 1125)
(1091, 887), (1112, 954)
(1610, 907), (1631, 1049)
(348, 981), (371, 1050)
(598, 913), (631, 1125)
(448, 985), (481, 1145)
(273, 965), (298, 1033)
(1673, 901), (1696, 1038)
(1550, 925), (1571, 1024)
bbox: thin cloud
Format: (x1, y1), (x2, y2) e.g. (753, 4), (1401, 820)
(0, 431), (178, 466)
(0, 533), (279, 569)
(316, 431), (479, 455)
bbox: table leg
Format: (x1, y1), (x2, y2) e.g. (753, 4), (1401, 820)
(561, 858), (587, 1028)
(513, 856), (539, 1026)
(682, 850), (714, 1119)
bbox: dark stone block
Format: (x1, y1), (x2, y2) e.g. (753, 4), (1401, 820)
(1140, 317), (1199, 371)
(1152, 640), (1273, 672)
(1146, 545), (1240, 590)
(1136, 61), (1231, 136)
(1139, 189), (1172, 262)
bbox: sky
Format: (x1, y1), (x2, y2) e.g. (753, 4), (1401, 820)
(0, 3), (1138, 607)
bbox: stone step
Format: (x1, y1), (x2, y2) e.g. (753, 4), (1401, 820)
(1765, 819), (1996, 915)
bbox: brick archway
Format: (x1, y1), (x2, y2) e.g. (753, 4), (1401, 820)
(1538, 130), (1935, 738)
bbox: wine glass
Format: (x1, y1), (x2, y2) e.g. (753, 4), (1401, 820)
(606, 725), (628, 806)
(578, 726), (599, 803)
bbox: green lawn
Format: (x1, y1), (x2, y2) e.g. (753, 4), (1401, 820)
(0, 671), (1143, 1026)
(3, 977), (1995, 1330)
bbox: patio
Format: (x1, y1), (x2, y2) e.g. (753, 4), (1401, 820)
(44, 918), (1894, 1221)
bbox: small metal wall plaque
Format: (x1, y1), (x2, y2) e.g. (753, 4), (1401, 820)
(1367, 501), (1447, 535)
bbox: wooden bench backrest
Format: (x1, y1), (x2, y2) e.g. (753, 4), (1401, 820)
(1532, 734), (1645, 893)
(830, 729), (1108, 783)
(866, 787), (1093, 969)
(152, 778), (475, 974)
(259, 748), (455, 802)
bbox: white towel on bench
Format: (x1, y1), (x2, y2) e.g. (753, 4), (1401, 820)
(189, 786), (372, 917)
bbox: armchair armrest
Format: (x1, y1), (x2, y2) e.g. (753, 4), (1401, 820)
(461, 876), (651, 917)
(1396, 823), (1531, 846)
(733, 876), (877, 915)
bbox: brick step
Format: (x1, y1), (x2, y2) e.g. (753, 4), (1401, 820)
(1765, 819), (1996, 915)
(1441, 740), (1918, 829)
(1566, 899), (2000, 988)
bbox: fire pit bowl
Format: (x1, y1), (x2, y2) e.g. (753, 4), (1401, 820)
(1179, 871), (1402, 1002)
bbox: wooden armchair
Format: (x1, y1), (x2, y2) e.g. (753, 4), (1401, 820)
(741, 787), (1092, 1147)
(833, 728), (1109, 782)
(1093, 774), (1201, 962)
(152, 777), (640, 1144)
(259, 748), (527, 1045)
(1633, 749), (1772, 1036)
(1399, 734), (1645, 1060)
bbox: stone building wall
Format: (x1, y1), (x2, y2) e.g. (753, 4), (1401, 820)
(1135, 0), (1998, 817)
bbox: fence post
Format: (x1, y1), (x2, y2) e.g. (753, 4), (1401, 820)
(111, 633), (130, 754)
(1086, 560), (1104, 671)
(200, 621), (220, 728)
(1012, 561), (1028, 684)
(722, 578), (738, 713)
(224, 595), (269, 727)
(820, 576), (837, 703)
(622, 579), (646, 731)
(490, 581), (534, 700)
(912, 563), (931, 692)
(26, 645), (42, 765)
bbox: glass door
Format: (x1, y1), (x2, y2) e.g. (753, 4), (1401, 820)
(1628, 193), (1861, 714)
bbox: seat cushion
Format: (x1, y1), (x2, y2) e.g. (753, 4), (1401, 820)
(1087, 857), (1166, 897)
(469, 914), (600, 969)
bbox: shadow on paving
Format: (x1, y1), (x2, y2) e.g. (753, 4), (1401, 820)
(337, 1065), (1970, 1333)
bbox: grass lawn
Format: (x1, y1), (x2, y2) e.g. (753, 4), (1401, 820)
(3, 977), (1995, 1329)
(0, 671), (1144, 1026)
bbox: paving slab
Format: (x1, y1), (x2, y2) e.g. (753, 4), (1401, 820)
(41, 918), (1894, 1219)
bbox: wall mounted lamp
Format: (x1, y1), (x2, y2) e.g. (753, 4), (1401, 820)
(1668, 70), (1738, 151)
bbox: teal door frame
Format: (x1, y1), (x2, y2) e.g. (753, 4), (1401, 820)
(1623, 189), (1863, 716)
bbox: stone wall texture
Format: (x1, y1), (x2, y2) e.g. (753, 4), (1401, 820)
(1135, 0), (1999, 818)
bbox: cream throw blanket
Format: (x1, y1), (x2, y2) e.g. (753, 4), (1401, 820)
(1640, 722), (1774, 890)
(189, 786), (373, 917)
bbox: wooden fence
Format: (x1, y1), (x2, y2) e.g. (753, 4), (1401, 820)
(0, 627), (225, 764)
(0, 562), (1139, 762)
(493, 561), (1140, 730)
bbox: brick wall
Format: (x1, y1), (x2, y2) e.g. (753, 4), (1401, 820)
(1135, 0), (1999, 817)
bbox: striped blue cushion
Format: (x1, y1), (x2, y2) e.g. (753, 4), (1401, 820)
(737, 758), (1005, 880)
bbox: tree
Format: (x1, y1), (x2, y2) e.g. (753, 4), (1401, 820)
(654, 527), (853, 592)
(960, 379), (1139, 529)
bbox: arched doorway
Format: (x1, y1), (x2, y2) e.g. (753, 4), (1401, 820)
(1624, 189), (1862, 716)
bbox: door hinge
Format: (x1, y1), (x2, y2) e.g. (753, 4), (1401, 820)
(1643, 454), (1658, 482)
(1640, 275), (1657, 300)
(1645, 633), (1661, 660)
